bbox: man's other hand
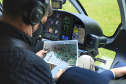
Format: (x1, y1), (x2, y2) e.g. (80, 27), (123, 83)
(36, 50), (47, 58)
(55, 69), (65, 79)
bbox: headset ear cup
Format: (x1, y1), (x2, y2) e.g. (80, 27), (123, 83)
(30, 6), (45, 25)
(22, 1), (46, 25)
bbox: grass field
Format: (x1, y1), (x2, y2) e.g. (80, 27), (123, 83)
(0, 0), (119, 69)
(62, 0), (121, 36)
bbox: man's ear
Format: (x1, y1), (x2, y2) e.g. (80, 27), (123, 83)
(32, 23), (40, 32)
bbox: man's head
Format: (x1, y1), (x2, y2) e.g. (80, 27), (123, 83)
(2, 0), (53, 25)
(2, 0), (53, 37)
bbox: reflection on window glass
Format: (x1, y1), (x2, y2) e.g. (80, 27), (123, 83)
(60, 0), (78, 13)
(80, 0), (121, 36)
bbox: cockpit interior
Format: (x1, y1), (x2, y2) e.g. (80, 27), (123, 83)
(0, 0), (126, 80)
(40, 0), (126, 78)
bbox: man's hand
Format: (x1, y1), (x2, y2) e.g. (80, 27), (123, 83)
(55, 69), (65, 79)
(111, 66), (126, 78)
(36, 50), (47, 58)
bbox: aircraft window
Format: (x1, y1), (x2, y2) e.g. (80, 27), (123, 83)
(79, 0), (119, 69)
(81, 0), (121, 36)
(60, 0), (78, 13)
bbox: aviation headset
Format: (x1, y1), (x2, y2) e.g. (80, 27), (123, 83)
(22, 0), (49, 25)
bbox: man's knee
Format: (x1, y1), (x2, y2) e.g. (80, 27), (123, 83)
(79, 55), (93, 60)
(78, 55), (94, 62)
(77, 55), (95, 71)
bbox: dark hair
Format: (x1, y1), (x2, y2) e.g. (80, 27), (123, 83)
(2, 0), (53, 17)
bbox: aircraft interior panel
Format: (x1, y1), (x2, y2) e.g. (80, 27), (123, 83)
(0, 0), (126, 82)
(41, 10), (86, 49)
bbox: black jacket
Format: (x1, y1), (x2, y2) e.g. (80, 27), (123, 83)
(0, 21), (52, 84)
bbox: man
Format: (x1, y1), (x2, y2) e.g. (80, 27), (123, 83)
(0, 0), (53, 84)
(0, 0), (95, 84)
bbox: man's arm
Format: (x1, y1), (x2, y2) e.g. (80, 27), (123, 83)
(111, 67), (126, 78)
(100, 67), (126, 80)
(56, 67), (111, 84)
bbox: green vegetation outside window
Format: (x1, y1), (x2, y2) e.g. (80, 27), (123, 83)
(80, 0), (121, 36)
(61, 0), (121, 36)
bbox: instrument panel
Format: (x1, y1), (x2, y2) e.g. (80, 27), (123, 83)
(41, 10), (103, 50)
(42, 10), (85, 45)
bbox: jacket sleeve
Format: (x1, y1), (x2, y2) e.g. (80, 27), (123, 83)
(7, 48), (52, 84)
(100, 70), (115, 80)
(56, 67), (111, 84)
